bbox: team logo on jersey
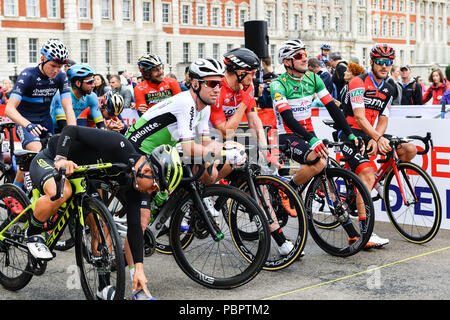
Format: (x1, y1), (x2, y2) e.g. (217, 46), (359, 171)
(273, 92), (283, 101)
(350, 88), (364, 105)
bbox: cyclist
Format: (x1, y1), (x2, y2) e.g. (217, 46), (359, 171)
(209, 47), (276, 167)
(340, 43), (417, 248)
(51, 63), (106, 131)
(28, 125), (183, 299)
(101, 92), (127, 133)
(134, 54), (182, 116)
(5, 39), (76, 190)
(316, 43), (331, 69)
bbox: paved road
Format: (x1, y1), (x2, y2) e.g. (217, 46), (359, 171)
(1, 219), (449, 302)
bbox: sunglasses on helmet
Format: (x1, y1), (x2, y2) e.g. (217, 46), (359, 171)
(374, 59), (393, 66)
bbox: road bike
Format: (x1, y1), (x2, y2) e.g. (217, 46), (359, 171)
(0, 150), (125, 300)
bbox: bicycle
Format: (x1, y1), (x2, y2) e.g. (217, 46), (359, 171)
(0, 150), (126, 300)
(323, 120), (442, 244)
(224, 147), (308, 271)
(278, 137), (375, 257)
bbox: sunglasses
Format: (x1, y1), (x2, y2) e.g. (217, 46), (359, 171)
(198, 80), (222, 89)
(83, 79), (95, 85)
(292, 51), (308, 60)
(374, 59), (393, 66)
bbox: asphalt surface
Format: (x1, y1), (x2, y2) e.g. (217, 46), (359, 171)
(1, 218), (449, 302)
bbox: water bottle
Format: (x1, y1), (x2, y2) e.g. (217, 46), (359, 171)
(149, 191), (169, 224)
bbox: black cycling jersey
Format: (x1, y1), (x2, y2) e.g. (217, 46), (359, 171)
(33, 125), (145, 263)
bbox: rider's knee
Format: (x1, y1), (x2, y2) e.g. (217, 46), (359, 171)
(358, 167), (375, 186)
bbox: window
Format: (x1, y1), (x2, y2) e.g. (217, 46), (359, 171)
(7, 38), (16, 63)
(29, 38), (38, 63)
(390, 0), (396, 11)
(270, 45), (276, 67)
(123, 0), (131, 21)
(373, 0), (378, 9)
(266, 10), (273, 28)
(146, 41), (152, 54)
(80, 39), (89, 63)
(143, 2), (151, 22)
(410, 22), (415, 38)
(162, 3), (170, 23)
(166, 42), (171, 65)
(213, 44), (219, 60)
(399, 0), (404, 11)
(382, 0), (387, 10)
(382, 20), (388, 36)
(26, 0), (38, 17)
(126, 41), (132, 64)
(308, 15), (313, 25)
(102, 0), (111, 19)
(399, 21), (405, 37)
(391, 21), (397, 36)
(294, 14), (300, 31)
(322, 16), (327, 30)
(362, 48), (367, 67)
(239, 9), (247, 27)
(335, 17), (340, 31)
(4, 0), (17, 16)
(105, 40), (111, 65)
(182, 43), (190, 63)
(181, 5), (190, 24)
(198, 43), (205, 58)
(409, 1), (415, 13)
(47, 0), (58, 17)
(410, 50), (414, 64)
(226, 8), (233, 27)
(79, 0), (88, 18)
(212, 7), (220, 26)
(197, 6), (205, 25)
(358, 17), (365, 35)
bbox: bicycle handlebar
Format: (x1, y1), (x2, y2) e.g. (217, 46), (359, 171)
(377, 132), (433, 163)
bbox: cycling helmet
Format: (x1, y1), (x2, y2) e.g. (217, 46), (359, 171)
(223, 48), (260, 71)
(105, 93), (124, 116)
(320, 43), (331, 50)
(67, 63), (95, 80)
(278, 39), (306, 64)
(147, 144), (183, 193)
(41, 39), (69, 64)
(137, 54), (163, 71)
(189, 58), (225, 79)
(370, 43), (396, 60)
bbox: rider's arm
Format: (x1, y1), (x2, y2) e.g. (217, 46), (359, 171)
(4, 97), (30, 127)
(88, 94), (106, 129)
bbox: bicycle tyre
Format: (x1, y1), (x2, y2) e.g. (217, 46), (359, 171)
(170, 184), (270, 289)
(74, 196), (126, 300)
(237, 175), (308, 271)
(304, 167), (374, 257)
(0, 184), (34, 291)
(383, 161), (442, 243)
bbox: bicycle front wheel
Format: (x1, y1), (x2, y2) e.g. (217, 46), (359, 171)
(170, 185), (270, 289)
(384, 161), (442, 243)
(74, 197), (125, 300)
(305, 167), (374, 257)
(238, 175), (308, 271)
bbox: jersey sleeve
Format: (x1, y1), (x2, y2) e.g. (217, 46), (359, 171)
(348, 77), (365, 110)
(176, 105), (196, 145)
(169, 78), (182, 96)
(50, 92), (66, 122)
(58, 72), (71, 100)
(270, 79), (291, 113)
(243, 84), (257, 113)
(10, 70), (30, 101)
(209, 97), (226, 127)
(313, 73), (334, 105)
(134, 83), (147, 107)
(87, 94), (105, 124)
(197, 106), (211, 141)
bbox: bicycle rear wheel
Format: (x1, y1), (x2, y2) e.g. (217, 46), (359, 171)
(384, 161), (441, 243)
(74, 197), (125, 300)
(238, 175), (308, 271)
(0, 184), (33, 291)
(305, 167), (374, 257)
(170, 185), (270, 289)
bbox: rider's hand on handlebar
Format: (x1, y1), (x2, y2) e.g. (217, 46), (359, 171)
(54, 158), (78, 176)
(367, 139), (378, 156)
(26, 123), (47, 137)
(309, 137), (329, 159)
(348, 133), (365, 155)
(377, 136), (392, 155)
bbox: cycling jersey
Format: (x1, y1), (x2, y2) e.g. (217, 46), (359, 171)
(343, 73), (394, 130)
(126, 91), (210, 155)
(10, 66), (70, 121)
(50, 89), (104, 129)
(134, 77), (182, 109)
(209, 78), (257, 127)
(270, 71), (334, 135)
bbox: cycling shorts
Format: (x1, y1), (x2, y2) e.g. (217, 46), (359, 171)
(29, 149), (59, 195)
(16, 116), (54, 149)
(278, 133), (314, 165)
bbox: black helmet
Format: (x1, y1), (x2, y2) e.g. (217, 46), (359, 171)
(223, 48), (260, 71)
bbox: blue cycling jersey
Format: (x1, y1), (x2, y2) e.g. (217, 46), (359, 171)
(50, 89), (104, 128)
(10, 66), (70, 121)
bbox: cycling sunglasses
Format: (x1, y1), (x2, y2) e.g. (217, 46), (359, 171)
(374, 59), (393, 66)
(83, 79), (95, 85)
(198, 79), (222, 89)
(292, 51), (308, 60)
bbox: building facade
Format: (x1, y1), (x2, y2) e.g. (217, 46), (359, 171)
(0, 0), (448, 81)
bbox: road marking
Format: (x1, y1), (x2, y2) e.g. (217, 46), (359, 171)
(262, 246), (450, 300)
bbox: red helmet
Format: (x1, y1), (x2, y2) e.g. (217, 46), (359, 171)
(370, 44), (396, 60)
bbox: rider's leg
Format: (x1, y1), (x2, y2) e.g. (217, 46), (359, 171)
(396, 142), (417, 162)
(291, 153), (326, 186)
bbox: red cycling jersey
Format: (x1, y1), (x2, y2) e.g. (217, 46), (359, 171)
(134, 77), (182, 109)
(209, 78), (257, 127)
(343, 73), (394, 130)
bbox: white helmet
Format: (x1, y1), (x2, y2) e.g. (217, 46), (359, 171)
(189, 58), (225, 79)
(278, 39), (306, 64)
(41, 39), (69, 64)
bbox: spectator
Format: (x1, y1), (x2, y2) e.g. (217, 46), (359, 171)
(416, 75), (427, 93)
(329, 52), (348, 99)
(308, 57), (337, 99)
(0, 79), (13, 104)
(441, 87), (450, 105)
(386, 65), (402, 105)
(338, 62), (366, 110)
(316, 43), (331, 68)
(181, 66), (191, 90)
(166, 72), (188, 91)
(324, 60), (333, 75)
(64, 59), (76, 73)
(423, 68), (450, 105)
(399, 65), (422, 105)
(93, 73), (111, 97)
(109, 74), (133, 109)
